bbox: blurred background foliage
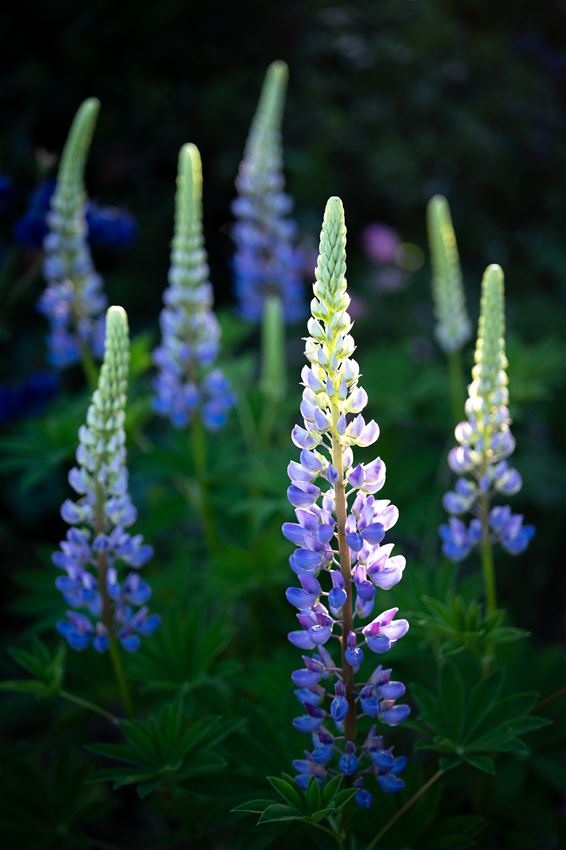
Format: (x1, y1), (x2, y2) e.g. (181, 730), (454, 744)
(0, 2), (565, 849)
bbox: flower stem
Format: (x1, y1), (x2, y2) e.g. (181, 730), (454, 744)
(95, 507), (135, 720)
(189, 415), (218, 552)
(79, 340), (99, 392)
(364, 768), (445, 850)
(59, 688), (120, 724)
(331, 408), (357, 756)
(479, 492), (496, 615)
(448, 348), (465, 426)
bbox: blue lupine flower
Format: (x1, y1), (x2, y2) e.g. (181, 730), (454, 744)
(440, 264), (535, 560)
(14, 176), (136, 252)
(0, 371), (59, 425)
(13, 178), (55, 248)
(0, 174), (14, 213)
(86, 203), (137, 248)
(37, 99), (107, 368)
(231, 61), (304, 322)
(284, 198), (409, 807)
(54, 306), (160, 652)
(153, 143), (233, 430)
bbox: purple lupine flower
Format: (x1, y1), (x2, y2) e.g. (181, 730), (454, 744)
(0, 371), (59, 425)
(13, 178), (55, 248)
(54, 306), (160, 652)
(37, 99), (107, 368)
(86, 203), (137, 248)
(153, 143), (233, 430)
(440, 264), (534, 562)
(284, 197), (409, 807)
(231, 61), (304, 322)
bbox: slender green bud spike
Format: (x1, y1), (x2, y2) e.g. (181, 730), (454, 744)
(247, 60), (288, 165)
(307, 197), (354, 386)
(56, 97), (100, 203)
(261, 295), (287, 402)
(312, 196), (349, 322)
(427, 194), (471, 352)
(470, 264), (508, 412)
(94, 305), (129, 427)
(175, 143), (202, 236)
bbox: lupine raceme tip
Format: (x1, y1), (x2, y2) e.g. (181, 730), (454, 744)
(38, 98), (107, 369)
(427, 195), (471, 353)
(232, 61), (304, 322)
(153, 143), (233, 430)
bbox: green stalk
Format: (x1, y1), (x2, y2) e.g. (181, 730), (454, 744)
(259, 294), (286, 447)
(480, 492), (496, 615)
(448, 347), (466, 427)
(364, 769), (445, 850)
(79, 342), (99, 392)
(59, 688), (120, 724)
(189, 415), (218, 553)
(108, 638), (134, 719)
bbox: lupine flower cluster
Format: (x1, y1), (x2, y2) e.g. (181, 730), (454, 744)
(153, 144), (233, 430)
(55, 306), (160, 652)
(427, 195), (471, 352)
(38, 99), (107, 368)
(440, 264), (535, 561)
(232, 61), (304, 322)
(283, 197), (409, 808)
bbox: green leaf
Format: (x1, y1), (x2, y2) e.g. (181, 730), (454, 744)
(257, 803), (304, 824)
(306, 776), (322, 813)
(321, 773), (343, 805)
(464, 755), (496, 775)
(232, 799), (275, 815)
(267, 776), (305, 812)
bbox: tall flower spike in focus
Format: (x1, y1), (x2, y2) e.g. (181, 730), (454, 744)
(283, 197), (410, 809)
(153, 143), (233, 430)
(440, 265), (534, 610)
(232, 60), (304, 322)
(38, 98), (107, 375)
(55, 306), (160, 656)
(427, 195), (471, 353)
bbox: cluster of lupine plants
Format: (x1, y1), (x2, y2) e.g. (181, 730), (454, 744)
(0, 63), (564, 850)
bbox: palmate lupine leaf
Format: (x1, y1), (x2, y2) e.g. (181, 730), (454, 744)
(414, 595), (529, 657)
(88, 695), (241, 798)
(127, 607), (239, 694)
(412, 662), (551, 774)
(233, 773), (357, 826)
(0, 639), (66, 697)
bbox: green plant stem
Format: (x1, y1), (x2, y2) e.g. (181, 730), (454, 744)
(108, 638), (134, 720)
(59, 688), (119, 724)
(189, 415), (218, 552)
(364, 769), (445, 850)
(448, 348), (466, 426)
(259, 392), (280, 448)
(79, 342), (99, 392)
(479, 493), (496, 615)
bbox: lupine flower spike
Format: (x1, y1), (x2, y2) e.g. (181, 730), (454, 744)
(440, 264), (534, 611)
(427, 195), (471, 421)
(38, 98), (107, 381)
(153, 143), (233, 431)
(283, 197), (410, 808)
(54, 307), (159, 712)
(232, 61), (304, 322)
